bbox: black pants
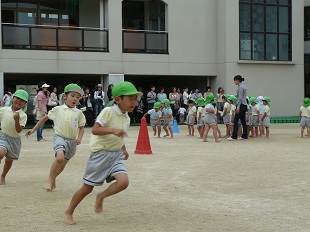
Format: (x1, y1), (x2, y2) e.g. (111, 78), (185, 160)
(232, 104), (248, 139)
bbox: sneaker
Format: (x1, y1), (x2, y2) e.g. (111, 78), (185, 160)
(237, 137), (244, 140)
(227, 137), (237, 141)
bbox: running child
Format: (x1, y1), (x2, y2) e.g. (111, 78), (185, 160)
(25, 84), (86, 191)
(143, 102), (162, 138)
(186, 99), (196, 136)
(261, 96), (271, 139)
(202, 94), (221, 142)
(161, 99), (174, 138)
(64, 81), (141, 225)
(178, 104), (186, 124)
(196, 98), (205, 139)
(0, 89), (28, 185)
(299, 97), (310, 138)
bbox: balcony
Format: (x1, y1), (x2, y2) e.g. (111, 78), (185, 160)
(1, 23), (109, 52)
(122, 29), (168, 54)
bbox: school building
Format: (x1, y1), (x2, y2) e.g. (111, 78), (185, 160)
(0, 0), (307, 116)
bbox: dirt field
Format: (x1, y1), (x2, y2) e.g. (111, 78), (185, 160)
(0, 123), (309, 232)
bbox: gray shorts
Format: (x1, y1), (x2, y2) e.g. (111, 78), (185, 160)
(204, 114), (216, 125)
(150, 118), (160, 127)
(223, 113), (230, 125)
(197, 116), (205, 127)
(300, 117), (310, 128)
(53, 134), (76, 161)
(251, 115), (260, 127)
(186, 114), (195, 125)
(164, 118), (173, 126)
(0, 132), (21, 160)
(263, 116), (270, 128)
(83, 150), (127, 186)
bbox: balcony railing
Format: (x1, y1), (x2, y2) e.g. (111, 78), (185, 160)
(122, 29), (168, 54)
(1, 23), (109, 52)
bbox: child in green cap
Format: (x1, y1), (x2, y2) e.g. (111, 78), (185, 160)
(64, 81), (141, 225)
(161, 99), (174, 138)
(261, 96), (271, 139)
(0, 89), (28, 185)
(142, 102), (162, 138)
(299, 98), (310, 138)
(196, 98), (205, 138)
(25, 83), (86, 191)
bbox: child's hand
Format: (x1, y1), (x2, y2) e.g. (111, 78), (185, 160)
(13, 112), (20, 121)
(123, 150), (129, 160)
(113, 129), (126, 137)
(74, 139), (81, 145)
(25, 130), (34, 137)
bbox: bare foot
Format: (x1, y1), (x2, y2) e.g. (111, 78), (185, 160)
(94, 194), (105, 214)
(170, 137), (174, 139)
(202, 139), (208, 142)
(0, 177), (6, 185)
(64, 211), (76, 225)
(43, 181), (55, 191)
(163, 134), (169, 137)
(264, 137), (269, 139)
(215, 140), (222, 142)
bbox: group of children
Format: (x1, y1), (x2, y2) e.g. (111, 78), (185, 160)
(0, 81), (141, 225)
(144, 93), (272, 141)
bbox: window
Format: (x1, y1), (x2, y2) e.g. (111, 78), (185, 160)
(239, 0), (292, 61)
(305, 7), (310, 41)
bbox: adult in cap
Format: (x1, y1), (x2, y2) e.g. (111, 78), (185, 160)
(35, 81), (50, 142)
(94, 83), (105, 118)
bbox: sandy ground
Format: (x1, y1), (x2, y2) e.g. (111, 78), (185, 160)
(0, 123), (310, 232)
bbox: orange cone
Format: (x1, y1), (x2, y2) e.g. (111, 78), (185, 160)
(134, 117), (152, 155)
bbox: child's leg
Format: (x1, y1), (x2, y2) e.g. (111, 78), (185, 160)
(168, 125), (173, 138)
(301, 127), (304, 138)
(1, 156), (13, 185)
(307, 127), (310, 138)
(64, 183), (94, 225)
(157, 126), (161, 138)
(95, 173), (129, 214)
(187, 125), (191, 136)
(163, 125), (169, 137)
(217, 125), (222, 138)
(43, 150), (67, 191)
(211, 124), (221, 142)
(254, 127), (258, 137)
(202, 125), (210, 142)
(226, 124), (230, 137)
(265, 127), (269, 138)
(152, 126), (156, 136)
(191, 125), (194, 136)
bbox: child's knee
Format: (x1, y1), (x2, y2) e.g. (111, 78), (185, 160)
(55, 151), (65, 163)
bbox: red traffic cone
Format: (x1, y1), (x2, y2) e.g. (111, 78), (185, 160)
(134, 117), (152, 155)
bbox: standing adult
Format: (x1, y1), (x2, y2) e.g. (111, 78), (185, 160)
(135, 87), (144, 122)
(216, 87), (224, 123)
(228, 75), (248, 141)
(94, 84), (105, 118)
(203, 86), (213, 100)
(169, 87), (179, 117)
(147, 85), (156, 110)
(106, 84), (114, 101)
(157, 87), (167, 103)
(80, 87), (95, 126)
(182, 87), (189, 109)
(2, 88), (13, 107)
(190, 88), (202, 102)
(47, 86), (59, 111)
(36, 82), (50, 142)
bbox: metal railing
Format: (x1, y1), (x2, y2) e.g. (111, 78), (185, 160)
(122, 29), (168, 54)
(2, 23), (109, 52)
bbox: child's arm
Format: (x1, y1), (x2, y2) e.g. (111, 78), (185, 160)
(222, 107), (227, 117)
(142, 112), (149, 118)
(197, 112), (201, 124)
(205, 108), (215, 113)
(122, 144), (129, 160)
(231, 111), (235, 123)
(92, 122), (126, 137)
(25, 115), (49, 136)
(299, 110), (302, 119)
(261, 112), (267, 121)
(13, 113), (24, 133)
(74, 126), (84, 145)
(256, 109), (260, 122)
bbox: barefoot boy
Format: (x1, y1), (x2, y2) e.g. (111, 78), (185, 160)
(64, 81), (141, 225)
(25, 83), (86, 191)
(142, 102), (162, 138)
(0, 89), (28, 185)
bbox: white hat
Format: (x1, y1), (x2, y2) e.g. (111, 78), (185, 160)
(41, 83), (50, 88)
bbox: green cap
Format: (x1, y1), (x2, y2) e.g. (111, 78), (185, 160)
(228, 95), (237, 105)
(154, 102), (161, 109)
(205, 94), (215, 104)
(197, 97), (205, 107)
(304, 98), (310, 107)
(64, 83), (84, 96)
(13, 89), (29, 102)
(262, 96), (270, 106)
(162, 99), (171, 108)
(249, 97), (258, 105)
(112, 81), (141, 97)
